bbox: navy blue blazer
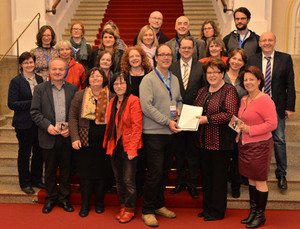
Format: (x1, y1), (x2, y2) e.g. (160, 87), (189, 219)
(8, 73), (43, 129)
(248, 51), (296, 119)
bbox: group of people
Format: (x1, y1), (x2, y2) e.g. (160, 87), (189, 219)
(7, 6), (295, 228)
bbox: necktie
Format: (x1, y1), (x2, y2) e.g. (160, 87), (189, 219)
(182, 62), (189, 90)
(264, 56), (272, 95)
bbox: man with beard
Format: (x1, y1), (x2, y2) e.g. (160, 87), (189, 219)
(223, 7), (261, 57)
(133, 11), (170, 45)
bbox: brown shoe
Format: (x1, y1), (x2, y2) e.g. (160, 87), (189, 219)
(119, 211), (134, 223)
(142, 214), (158, 227)
(155, 207), (176, 219)
(115, 207), (125, 220)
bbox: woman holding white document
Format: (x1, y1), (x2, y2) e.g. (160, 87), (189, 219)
(194, 58), (238, 221)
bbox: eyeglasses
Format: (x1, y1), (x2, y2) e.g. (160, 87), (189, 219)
(157, 53), (172, 57)
(206, 71), (221, 75)
(180, 47), (193, 50)
(42, 34), (51, 37)
(72, 28), (83, 31)
(113, 82), (126, 87)
(260, 39), (275, 43)
(203, 27), (213, 31)
(150, 17), (162, 21)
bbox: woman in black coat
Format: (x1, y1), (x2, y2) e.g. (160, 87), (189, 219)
(8, 51), (44, 194)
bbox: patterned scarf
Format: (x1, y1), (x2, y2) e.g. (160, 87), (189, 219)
(70, 37), (88, 61)
(81, 87), (107, 124)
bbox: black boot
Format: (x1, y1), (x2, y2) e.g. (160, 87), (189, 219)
(246, 190), (268, 228)
(241, 185), (257, 224)
(79, 179), (92, 217)
(94, 179), (105, 214)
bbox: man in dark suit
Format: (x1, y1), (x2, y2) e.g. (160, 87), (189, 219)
(31, 58), (77, 213)
(248, 32), (296, 190)
(169, 36), (206, 198)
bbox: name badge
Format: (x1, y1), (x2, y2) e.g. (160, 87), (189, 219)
(170, 105), (177, 117)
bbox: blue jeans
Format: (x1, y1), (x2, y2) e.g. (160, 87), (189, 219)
(272, 114), (287, 178)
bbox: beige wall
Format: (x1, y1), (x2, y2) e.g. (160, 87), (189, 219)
(0, 0), (12, 55)
(272, 0), (294, 53)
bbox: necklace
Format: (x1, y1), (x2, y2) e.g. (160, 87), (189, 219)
(247, 91), (261, 105)
(130, 68), (144, 76)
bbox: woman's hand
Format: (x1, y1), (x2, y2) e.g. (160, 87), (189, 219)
(196, 116), (208, 125)
(240, 124), (250, 134)
(72, 140), (82, 150)
(128, 155), (136, 160)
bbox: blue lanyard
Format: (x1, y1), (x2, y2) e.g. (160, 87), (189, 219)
(41, 47), (52, 65)
(64, 63), (70, 80)
(157, 31), (161, 41)
(154, 68), (173, 101)
(238, 30), (249, 48)
(72, 47), (80, 61)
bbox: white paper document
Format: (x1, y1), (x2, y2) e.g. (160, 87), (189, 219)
(177, 104), (203, 131)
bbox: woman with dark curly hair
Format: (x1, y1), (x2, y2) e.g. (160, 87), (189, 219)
(200, 20), (221, 46)
(30, 25), (59, 81)
(121, 46), (153, 97)
(91, 28), (124, 73)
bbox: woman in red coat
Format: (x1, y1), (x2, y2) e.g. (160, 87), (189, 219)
(103, 72), (143, 223)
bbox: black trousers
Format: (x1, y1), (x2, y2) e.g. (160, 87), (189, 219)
(15, 125), (43, 188)
(199, 148), (229, 219)
(111, 155), (138, 208)
(142, 134), (175, 214)
(80, 178), (106, 208)
(174, 131), (200, 188)
(42, 135), (72, 203)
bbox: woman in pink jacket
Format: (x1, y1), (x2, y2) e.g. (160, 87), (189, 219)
(237, 66), (277, 228)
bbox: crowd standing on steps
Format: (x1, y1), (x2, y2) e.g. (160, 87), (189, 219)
(7, 7), (296, 228)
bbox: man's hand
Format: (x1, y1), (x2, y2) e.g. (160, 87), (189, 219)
(285, 110), (295, 119)
(169, 120), (181, 133)
(60, 128), (70, 138)
(72, 140), (82, 150)
(47, 124), (60, 135)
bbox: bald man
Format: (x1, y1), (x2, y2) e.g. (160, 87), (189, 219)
(248, 32), (296, 191)
(132, 11), (170, 46)
(165, 16), (205, 63)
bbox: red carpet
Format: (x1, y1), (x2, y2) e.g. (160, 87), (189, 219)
(93, 0), (184, 48)
(1, 203), (299, 229)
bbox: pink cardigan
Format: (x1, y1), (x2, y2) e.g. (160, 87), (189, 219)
(236, 94), (277, 145)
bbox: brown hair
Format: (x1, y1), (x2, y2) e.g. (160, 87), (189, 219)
(202, 58), (227, 74)
(239, 66), (265, 91)
(178, 36), (194, 47)
(96, 50), (114, 70)
(19, 52), (36, 72)
(84, 67), (108, 88)
(103, 20), (120, 39)
(206, 37), (226, 57)
(226, 48), (247, 72)
(70, 22), (85, 36)
(200, 20), (221, 41)
(120, 46), (153, 75)
(35, 25), (56, 47)
(99, 28), (118, 53)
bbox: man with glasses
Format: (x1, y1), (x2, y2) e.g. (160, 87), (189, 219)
(166, 16), (205, 63)
(169, 36), (206, 198)
(223, 7), (261, 57)
(133, 11), (170, 45)
(140, 44), (182, 227)
(248, 32), (296, 191)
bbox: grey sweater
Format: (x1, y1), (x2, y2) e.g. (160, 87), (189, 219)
(139, 69), (183, 135)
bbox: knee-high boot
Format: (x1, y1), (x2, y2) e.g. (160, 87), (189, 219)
(246, 190), (268, 228)
(79, 179), (93, 217)
(94, 179), (105, 213)
(241, 185), (257, 224)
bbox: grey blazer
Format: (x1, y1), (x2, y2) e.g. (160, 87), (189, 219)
(30, 81), (77, 149)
